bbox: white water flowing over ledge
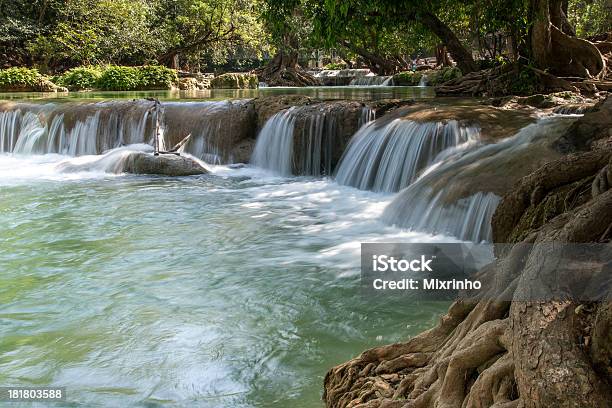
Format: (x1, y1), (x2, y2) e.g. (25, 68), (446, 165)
(334, 119), (480, 193)
(250, 108), (296, 176)
(250, 105), (372, 177)
(381, 117), (575, 242)
(349, 76), (392, 86)
(0, 100), (250, 163)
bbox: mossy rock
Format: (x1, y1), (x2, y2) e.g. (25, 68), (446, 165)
(210, 73), (258, 89)
(392, 67), (462, 87)
(392, 71), (423, 86)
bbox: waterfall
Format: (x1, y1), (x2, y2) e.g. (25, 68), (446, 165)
(335, 119), (479, 193)
(251, 103), (365, 176)
(381, 117), (575, 242)
(312, 69), (373, 86)
(381, 76), (394, 86)
(358, 106), (375, 127)
(349, 76), (392, 86)
(250, 109), (296, 175)
(418, 75), (428, 87)
(0, 100), (252, 163)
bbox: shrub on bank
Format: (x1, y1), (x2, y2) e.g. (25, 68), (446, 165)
(392, 71), (424, 86)
(57, 66), (103, 90)
(137, 65), (178, 89)
(0, 67), (65, 92)
(97, 66), (141, 91)
(96, 65), (178, 91)
(0, 67), (43, 90)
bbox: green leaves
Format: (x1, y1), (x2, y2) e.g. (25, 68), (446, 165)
(97, 65), (178, 90)
(0, 67), (41, 87)
(56, 66), (103, 90)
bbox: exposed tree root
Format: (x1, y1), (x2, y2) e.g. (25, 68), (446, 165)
(323, 98), (612, 408)
(253, 52), (320, 87)
(435, 64), (577, 97)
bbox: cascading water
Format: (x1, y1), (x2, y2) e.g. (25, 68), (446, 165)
(251, 103), (365, 176)
(250, 108), (296, 175)
(418, 75), (428, 87)
(335, 119), (480, 193)
(358, 106), (375, 127)
(0, 100), (252, 163)
(349, 76), (392, 86)
(381, 76), (394, 86)
(381, 117), (576, 242)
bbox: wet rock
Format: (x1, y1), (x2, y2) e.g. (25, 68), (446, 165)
(229, 139), (256, 164)
(554, 96), (612, 152)
(252, 95), (313, 128)
(386, 102), (537, 141)
(179, 77), (209, 90)
(210, 73), (258, 89)
(290, 101), (365, 175)
(163, 99), (256, 163)
(122, 152), (208, 176)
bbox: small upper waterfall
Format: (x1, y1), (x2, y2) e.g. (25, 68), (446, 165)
(381, 117), (575, 242)
(335, 119), (479, 193)
(312, 69), (373, 86)
(381, 76), (394, 86)
(250, 108), (296, 175)
(0, 100), (253, 163)
(349, 76), (392, 86)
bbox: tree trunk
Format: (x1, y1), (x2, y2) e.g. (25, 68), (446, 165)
(419, 11), (479, 74)
(435, 45), (452, 67)
(253, 50), (320, 87)
(549, 0), (575, 36)
(341, 41), (401, 75)
(530, 0), (605, 78)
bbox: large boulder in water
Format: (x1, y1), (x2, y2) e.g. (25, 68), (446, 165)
(56, 145), (208, 176)
(121, 152), (208, 176)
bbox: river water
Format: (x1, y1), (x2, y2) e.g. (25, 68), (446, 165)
(0, 86), (453, 408)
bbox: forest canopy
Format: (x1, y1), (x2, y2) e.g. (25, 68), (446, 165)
(0, 0), (610, 76)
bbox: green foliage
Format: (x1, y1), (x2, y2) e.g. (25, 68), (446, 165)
(56, 66), (103, 90)
(96, 65), (178, 90)
(508, 66), (539, 96)
(0, 67), (41, 87)
(392, 71), (423, 86)
(97, 66), (141, 91)
(324, 62), (346, 70)
(137, 66), (178, 89)
(392, 67), (462, 86)
(440, 66), (461, 82)
(568, 0), (612, 38)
